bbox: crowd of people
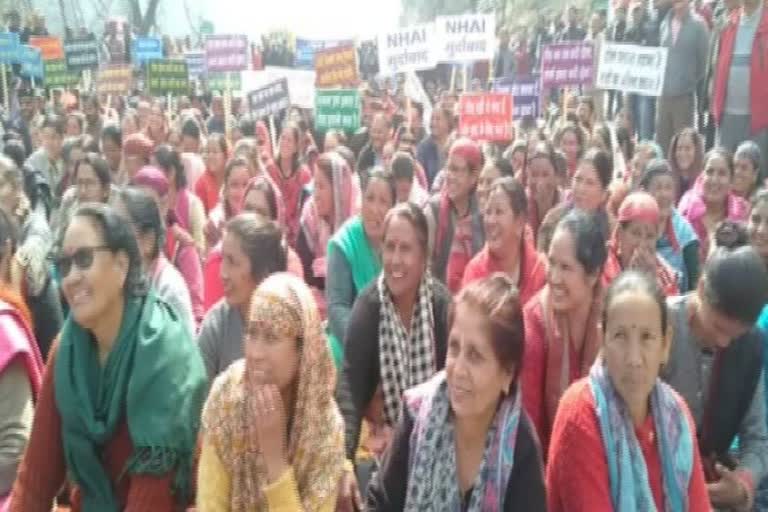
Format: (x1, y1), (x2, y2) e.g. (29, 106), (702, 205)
(0, 0), (766, 511)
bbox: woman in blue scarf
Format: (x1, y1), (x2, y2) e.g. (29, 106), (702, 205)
(547, 270), (709, 510)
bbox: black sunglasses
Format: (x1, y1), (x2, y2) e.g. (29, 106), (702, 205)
(54, 246), (112, 278)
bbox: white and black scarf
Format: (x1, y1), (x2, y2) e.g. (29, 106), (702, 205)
(378, 271), (437, 426)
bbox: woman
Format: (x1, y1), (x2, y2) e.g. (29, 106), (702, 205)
(669, 128), (704, 201)
(0, 209), (43, 509)
(267, 124), (312, 246)
(463, 176), (546, 305)
(101, 124), (122, 178)
(114, 186), (196, 336)
(121, 132), (153, 184)
(65, 112), (85, 137)
(121, 110), (140, 138)
(132, 166), (205, 324)
(522, 209), (608, 451)
(538, 148), (613, 253)
(9, 203), (207, 511)
(526, 141), (563, 246)
(197, 213), (288, 380)
(751, 192), (768, 332)
(425, 138), (485, 294)
(205, 157), (251, 249)
(640, 159), (701, 292)
(476, 158), (514, 213)
(196, 134), (230, 214)
(298, 152), (360, 293)
(733, 141), (763, 200)
(603, 192), (680, 296)
(554, 122), (587, 183)
(662, 244), (768, 511)
(337, 203), (451, 461)
(202, 176), (303, 312)
(679, 148), (749, 261)
(255, 120), (274, 164)
(625, 140), (663, 189)
(504, 139), (528, 180)
(327, 169), (396, 366)
(367, 274), (547, 510)
(54, 153), (113, 243)
(391, 152), (429, 207)
(0, 156), (62, 360)
(154, 144), (206, 256)
(547, 271), (710, 510)
(198, 273), (346, 511)
(145, 104), (168, 147)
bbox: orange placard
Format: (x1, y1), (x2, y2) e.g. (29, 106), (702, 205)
(314, 44), (358, 88)
(29, 36), (64, 61)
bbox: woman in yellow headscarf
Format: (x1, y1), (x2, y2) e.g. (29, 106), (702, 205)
(197, 272), (347, 511)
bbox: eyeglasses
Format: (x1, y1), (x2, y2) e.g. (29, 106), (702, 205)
(54, 246), (112, 278)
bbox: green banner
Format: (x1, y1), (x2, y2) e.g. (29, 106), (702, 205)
(44, 59), (79, 88)
(207, 71), (242, 92)
(315, 89), (360, 132)
(147, 59), (190, 96)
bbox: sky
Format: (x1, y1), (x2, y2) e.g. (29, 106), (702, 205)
(204, 0), (402, 40)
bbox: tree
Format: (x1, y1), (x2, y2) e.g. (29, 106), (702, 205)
(128, 0), (161, 35)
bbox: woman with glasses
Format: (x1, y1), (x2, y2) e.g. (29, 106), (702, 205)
(9, 203), (207, 511)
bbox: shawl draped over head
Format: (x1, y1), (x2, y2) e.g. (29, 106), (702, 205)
(300, 152), (361, 277)
(378, 271), (437, 426)
(404, 371), (523, 511)
(243, 175), (286, 227)
(202, 273), (346, 511)
(54, 292), (208, 511)
(605, 192), (679, 296)
(539, 284), (603, 440)
(589, 360), (694, 511)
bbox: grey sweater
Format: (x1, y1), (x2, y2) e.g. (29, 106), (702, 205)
(662, 294), (768, 491)
(0, 360), (33, 496)
(660, 9), (711, 96)
(197, 300), (244, 380)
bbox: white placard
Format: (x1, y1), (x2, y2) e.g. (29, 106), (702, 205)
(377, 23), (437, 75)
(243, 67), (316, 108)
(596, 43), (668, 97)
(435, 14), (495, 63)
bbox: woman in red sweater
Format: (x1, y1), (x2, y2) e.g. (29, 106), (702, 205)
(547, 270), (710, 511)
(462, 176), (546, 306)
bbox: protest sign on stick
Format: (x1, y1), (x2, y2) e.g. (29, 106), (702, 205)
(315, 89), (360, 132)
(491, 77), (541, 119)
(378, 24), (436, 75)
(596, 43), (668, 97)
(248, 78), (291, 119)
(147, 59), (190, 96)
(29, 36), (63, 61)
(315, 44), (358, 88)
(132, 37), (163, 65)
(44, 60), (79, 89)
(540, 42), (594, 90)
(458, 93), (513, 142)
(64, 36), (99, 71)
(435, 14), (495, 63)
(205, 34), (248, 73)
(97, 66), (133, 95)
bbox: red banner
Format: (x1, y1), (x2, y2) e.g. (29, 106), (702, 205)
(29, 36), (64, 61)
(458, 93), (514, 142)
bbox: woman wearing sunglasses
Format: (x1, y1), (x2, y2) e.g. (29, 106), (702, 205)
(9, 203), (208, 512)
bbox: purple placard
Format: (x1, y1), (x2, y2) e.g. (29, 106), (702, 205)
(540, 42), (594, 90)
(204, 34), (248, 72)
(491, 76), (541, 119)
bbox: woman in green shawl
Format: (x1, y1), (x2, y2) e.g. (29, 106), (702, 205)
(9, 203), (208, 512)
(326, 168), (396, 366)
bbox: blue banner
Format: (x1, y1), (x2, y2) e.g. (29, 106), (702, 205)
(19, 45), (43, 79)
(0, 32), (19, 64)
(294, 38), (351, 69)
(491, 76), (541, 119)
(185, 50), (206, 79)
(132, 37), (163, 64)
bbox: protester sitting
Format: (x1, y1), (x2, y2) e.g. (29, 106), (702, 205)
(526, 141), (563, 246)
(476, 158), (514, 212)
(205, 157), (251, 249)
(337, 203), (450, 465)
(115, 186), (195, 336)
(663, 232), (768, 511)
(198, 273), (346, 511)
(462, 176), (546, 305)
(553, 122), (587, 182)
(680, 148), (749, 260)
(547, 270), (710, 510)
(326, 168), (395, 366)
(669, 127), (704, 201)
(522, 210), (608, 451)
(0, 209), (43, 509)
(603, 192), (679, 296)
(733, 140), (763, 200)
(54, 153), (113, 243)
(9, 203), (207, 511)
(640, 159), (700, 291)
(197, 213), (287, 380)
(196, 134), (230, 215)
(425, 138), (485, 293)
(367, 274), (547, 510)
(121, 132), (153, 184)
(391, 152), (428, 207)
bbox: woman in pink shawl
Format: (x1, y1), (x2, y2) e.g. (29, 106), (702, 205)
(679, 148), (749, 261)
(0, 210), (43, 510)
(203, 175), (304, 311)
(297, 152), (360, 290)
(255, 120), (273, 164)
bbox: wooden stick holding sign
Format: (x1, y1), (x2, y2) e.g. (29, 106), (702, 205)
(450, 66), (457, 93)
(269, 114), (278, 157)
(224, 73), (232, 142)
(406, 96), (412, 131)
(0, 64), (7, 111)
